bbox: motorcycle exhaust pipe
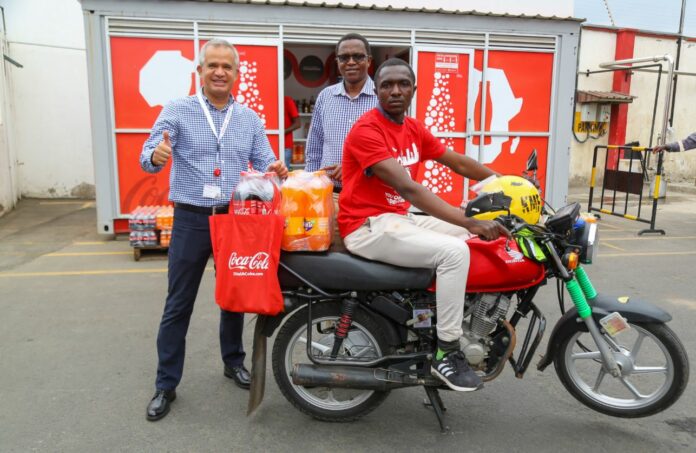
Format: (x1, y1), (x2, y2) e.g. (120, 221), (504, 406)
(291, 364), (424, 390)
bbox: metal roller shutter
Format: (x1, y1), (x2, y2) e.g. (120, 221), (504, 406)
(282, 25), (411, 46)
(488, 34), (556, 50)
(107, 17), (194, 38)
(197, 21), (280, 39)
(414, 30), (486, 48)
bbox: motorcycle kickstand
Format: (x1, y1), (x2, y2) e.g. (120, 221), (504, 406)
(423, 386), (449, 433)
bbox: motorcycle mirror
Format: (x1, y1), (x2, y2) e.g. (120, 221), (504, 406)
(526, 149), (538, 172)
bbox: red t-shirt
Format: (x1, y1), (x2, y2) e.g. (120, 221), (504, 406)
(284, 96), (299, 149)
(338, 108), (446, 237)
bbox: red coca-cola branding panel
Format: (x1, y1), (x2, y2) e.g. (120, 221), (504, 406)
(415, 49), (554, 205)
(109, 36), (281, 216)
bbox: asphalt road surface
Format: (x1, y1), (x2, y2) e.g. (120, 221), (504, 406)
(1, 192), (695, 452)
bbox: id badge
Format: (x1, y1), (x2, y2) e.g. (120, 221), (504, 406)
(202, 184), (222, 199)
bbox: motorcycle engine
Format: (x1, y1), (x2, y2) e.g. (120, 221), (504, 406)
(460, 293), (511, 366)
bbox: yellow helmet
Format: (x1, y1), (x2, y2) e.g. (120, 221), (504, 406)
(465, 176), (542, 225)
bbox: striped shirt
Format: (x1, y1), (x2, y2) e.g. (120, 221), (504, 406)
(665, 132), (696, 152)
(140, 94), (275, 207)
(304, 78), (379, 182)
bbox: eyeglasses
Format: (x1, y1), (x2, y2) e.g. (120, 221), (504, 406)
(336, 53), (369, 63)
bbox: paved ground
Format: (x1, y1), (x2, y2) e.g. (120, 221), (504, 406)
(1, 190), (695, 452)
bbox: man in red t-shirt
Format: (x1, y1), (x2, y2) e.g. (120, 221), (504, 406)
(339, 58), (510, 392)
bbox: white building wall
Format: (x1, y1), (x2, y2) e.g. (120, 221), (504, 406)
(627, 36), (677, 149)
(0, 28), (18, 216)
(571, 29), (616, 185)
(660, 39), (696, 181)
(570, 29), (696, 184)
(2, 0), (95, 198)
(622, 35), (695, 184)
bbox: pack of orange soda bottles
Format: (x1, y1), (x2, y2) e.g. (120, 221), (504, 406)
(280, 170), (334, 252)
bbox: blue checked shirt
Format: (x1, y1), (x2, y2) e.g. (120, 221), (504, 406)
(140, 94), (276, 207)
(304, 78), (379, 183)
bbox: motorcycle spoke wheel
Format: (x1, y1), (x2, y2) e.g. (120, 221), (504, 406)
(555, 322), (689, 417)
(272, 302), (392, 422)
(284, 317), (380, 411)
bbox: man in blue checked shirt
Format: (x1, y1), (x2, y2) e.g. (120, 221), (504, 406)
(140, 38), (287, 422)
(304, 33), (379, 188)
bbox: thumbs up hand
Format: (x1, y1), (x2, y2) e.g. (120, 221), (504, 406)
(151, 130), (172, 166)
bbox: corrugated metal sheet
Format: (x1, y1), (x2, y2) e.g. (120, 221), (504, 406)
(186, 0), (582, 21)
(576, 90), (635, 103)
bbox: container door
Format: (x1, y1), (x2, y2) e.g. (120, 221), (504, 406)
(411, 48), (475, 206)
(108, 33), (281, 219)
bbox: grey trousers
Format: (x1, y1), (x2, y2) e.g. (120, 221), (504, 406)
(344, 213), (472, 342)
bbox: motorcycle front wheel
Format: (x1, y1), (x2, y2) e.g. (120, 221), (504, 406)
(272, 301), (391, 422)
(554, 322), (689, 417)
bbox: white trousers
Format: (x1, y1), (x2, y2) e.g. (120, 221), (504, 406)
(344, 213), (472, 342)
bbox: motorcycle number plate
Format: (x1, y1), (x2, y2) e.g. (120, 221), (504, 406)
(599, 312), (630, 337)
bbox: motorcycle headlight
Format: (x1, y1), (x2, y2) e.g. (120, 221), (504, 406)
(573, 216), (599, 264)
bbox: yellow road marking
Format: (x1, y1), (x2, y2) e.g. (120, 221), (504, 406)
(596, 223), (625, 231)
(73, 241), (113, 245)
(599, 251), (696, 258)
(598, 236), (696, 241)
(38, 201), (87, 205)
(601, 242), (626, 251)
(45, 251), (132, 257)
(0, 267), (214, 278)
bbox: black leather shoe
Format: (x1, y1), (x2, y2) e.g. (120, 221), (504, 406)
(146, 389), (176, 421)
(224, 365), (251, 389)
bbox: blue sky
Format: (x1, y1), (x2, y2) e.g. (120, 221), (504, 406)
(575, 0), (696, 36)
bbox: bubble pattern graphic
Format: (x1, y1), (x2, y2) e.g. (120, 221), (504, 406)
(421, 71), (455, 195)
(235, 60), (266, 125)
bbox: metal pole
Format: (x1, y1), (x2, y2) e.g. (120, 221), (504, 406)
(668, 0), (687, 126)
(598, 54), (675, 145)
(588, 145), (599, 212)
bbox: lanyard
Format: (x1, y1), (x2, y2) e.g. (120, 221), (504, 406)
(197, 92), (233, 151)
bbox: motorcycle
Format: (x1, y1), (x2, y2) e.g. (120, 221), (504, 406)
(249, 158), (689, 431)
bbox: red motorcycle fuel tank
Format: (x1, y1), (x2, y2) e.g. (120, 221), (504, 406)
(464, 237), (546, 293)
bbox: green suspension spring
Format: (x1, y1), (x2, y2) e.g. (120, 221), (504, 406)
(566, 279), (592, 319)
(575, 266), (598, 299)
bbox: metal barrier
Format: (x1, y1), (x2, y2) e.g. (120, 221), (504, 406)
(588, 145), (665, 235)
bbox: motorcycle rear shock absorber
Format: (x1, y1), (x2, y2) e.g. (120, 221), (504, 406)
(330, 298), (359, 359)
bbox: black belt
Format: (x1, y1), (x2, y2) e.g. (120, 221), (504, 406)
(174, 202), (229, 215)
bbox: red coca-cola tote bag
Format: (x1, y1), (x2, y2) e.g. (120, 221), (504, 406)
(209, 212), (284, 315)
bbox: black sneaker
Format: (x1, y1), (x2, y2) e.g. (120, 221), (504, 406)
(431, 350), (484, 392)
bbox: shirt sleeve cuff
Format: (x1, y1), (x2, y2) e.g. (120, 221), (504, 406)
(141, 149), (162, 173)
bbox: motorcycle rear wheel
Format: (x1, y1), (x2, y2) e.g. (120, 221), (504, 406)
(272, 301), (391, 422)
(554, 322), (689, 417)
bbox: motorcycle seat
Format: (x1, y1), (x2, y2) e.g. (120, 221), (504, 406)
(279, 251), (434, 291)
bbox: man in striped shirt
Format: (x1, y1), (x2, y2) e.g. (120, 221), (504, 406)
(653, 132), (696, 153)
(140, 38), (287, 422)
(304, 33), (379, 188)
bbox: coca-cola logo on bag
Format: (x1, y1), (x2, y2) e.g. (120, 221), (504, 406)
(228, 252), (270, 271)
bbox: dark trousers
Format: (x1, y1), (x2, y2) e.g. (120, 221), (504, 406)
(155, 207), (245, 391)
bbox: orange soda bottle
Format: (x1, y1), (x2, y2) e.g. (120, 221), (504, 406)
(305, 170), (333, 251)
(280, 171), (307, 251)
